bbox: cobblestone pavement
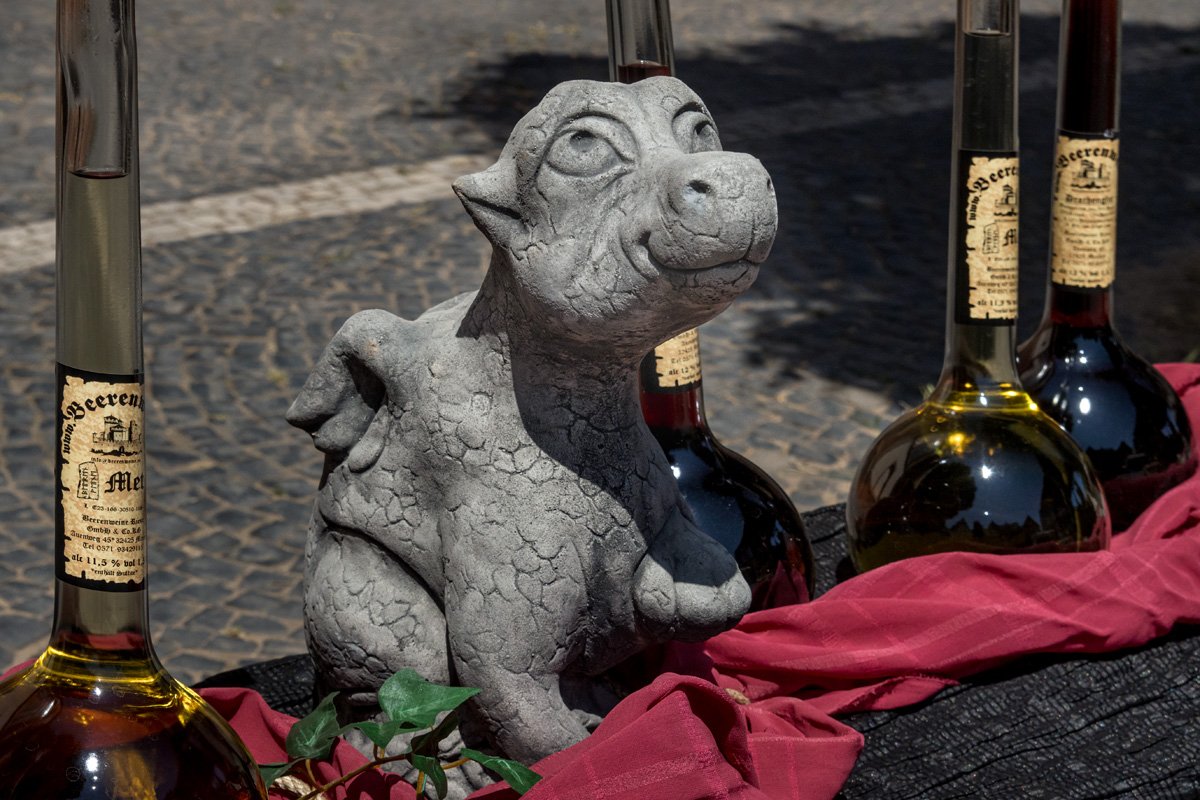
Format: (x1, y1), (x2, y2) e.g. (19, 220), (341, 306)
(1, 0), (1198, 684)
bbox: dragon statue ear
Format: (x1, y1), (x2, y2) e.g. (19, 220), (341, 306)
(453, 160), (527, 248)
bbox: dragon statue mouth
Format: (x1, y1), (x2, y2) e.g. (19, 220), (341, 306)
(625, 230), (763, 295)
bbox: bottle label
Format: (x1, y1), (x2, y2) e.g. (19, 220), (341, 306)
(57, 366), (146, 588)
(1051, 135), (1118, 289)
(964, 155), (1020, 321)
(641, 328), (702, 393)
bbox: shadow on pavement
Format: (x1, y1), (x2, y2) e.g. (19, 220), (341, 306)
(425, 15), (1200, 408)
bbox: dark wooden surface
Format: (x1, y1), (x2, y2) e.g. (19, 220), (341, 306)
(798, 506), (1200, 800)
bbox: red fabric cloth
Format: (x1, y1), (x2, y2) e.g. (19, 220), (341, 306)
(154, 364), (1200, 798)
(201, 687), (416, 799)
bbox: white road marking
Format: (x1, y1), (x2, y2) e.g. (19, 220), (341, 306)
(0, 154), (494, 274)
(0, 36), (1195, 275)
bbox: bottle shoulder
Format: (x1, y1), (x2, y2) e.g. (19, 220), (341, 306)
(0, 651), (265, 799)
(654, 428), (803, 520)
(848, 396), (1110, 572)
(650, 424), (814, 603)
(1020, 324), (1178, 395)
(1019, 324), (1192, 444)
(854, 395), (1104, 492)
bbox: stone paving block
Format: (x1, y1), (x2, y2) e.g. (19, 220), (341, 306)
(22, 562), (52, 585)
(184, 605), (236, 634)
(160, 627), (215, 653)
(175, 496), (221, 519)
(161, 653), (227, 686)
(234, 541), (300, 568)
(205, 632), (263, 654)
(177, 554), (244, 583)
(147, 446), (208, 471)
(163, 581), (226, 606)
(2, 546), (44, 568)
(148, 511), (199, 539)
(0, 614), (41, 648)
(5, 456), (51, 486)
(785, 436), (844, 469)
(227, 592), (298, 618)
(150, 599), (196, 633)
(11, 594), (51, 616)
(241, 566), (300, 587)
(230, 613), (289, 637)
(849, 408), (890, 432)
(750, 416), (805, 442)
(191, 530), (241, 554)
(256, 510), (311, 538)
(147, 540), (188, 566)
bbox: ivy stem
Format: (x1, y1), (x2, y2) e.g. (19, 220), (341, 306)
(292, 753), (413, 800)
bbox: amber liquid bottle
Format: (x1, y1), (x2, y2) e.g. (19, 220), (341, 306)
(1017, 0), (1195, 532)
(0, 2), (266, 797)
(846, 0), (1110, 573)
(606, 0), (815, 607)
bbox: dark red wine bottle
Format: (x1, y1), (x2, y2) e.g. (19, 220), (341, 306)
(1018, 0), (1195, 532)
(606, 0), (815, 607)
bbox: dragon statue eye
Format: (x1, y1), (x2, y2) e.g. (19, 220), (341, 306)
(674, 110), (721, 154)
(545, 129), (621, 177)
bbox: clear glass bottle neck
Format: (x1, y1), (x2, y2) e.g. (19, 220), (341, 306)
(952, 0), (1017, 154)
(606, 0), (675, 80)
(51, 585), (152, 656)
(53, 0), (150, 652)
(939, 0), (1022, 394)
(56, 0), (142, 376)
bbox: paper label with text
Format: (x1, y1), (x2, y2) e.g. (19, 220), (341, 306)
(1051, 136), (1118, 289)
(59, 374), (146, 585)
(965, 156), (1020, 321)
(644, 328), (702, 391)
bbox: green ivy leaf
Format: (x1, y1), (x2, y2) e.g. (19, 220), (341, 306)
(461, 748), (542, 795)
(411, 753), (449, 800)
(342, 718), (421, 750)
(258, 759), (302, 786)
(285, 692), (344, 760)
(411, 710), (460, 757)
(377, 669), (480, 729)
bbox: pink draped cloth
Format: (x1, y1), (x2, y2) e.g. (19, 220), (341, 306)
(20, 366), (1200, 799)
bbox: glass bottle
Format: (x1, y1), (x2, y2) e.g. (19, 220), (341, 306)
(1017, 0), (1195, 532)
(846, 0), (1110, 573)
(607, 0), (815, 607)
(0, 1), (267, 796)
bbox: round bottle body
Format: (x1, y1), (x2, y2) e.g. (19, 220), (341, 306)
(1019, 320), (1196, 532)
(0, 648), (265, 799)
(650, 424), (815, 609)
(846, 390), (1111, 573)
